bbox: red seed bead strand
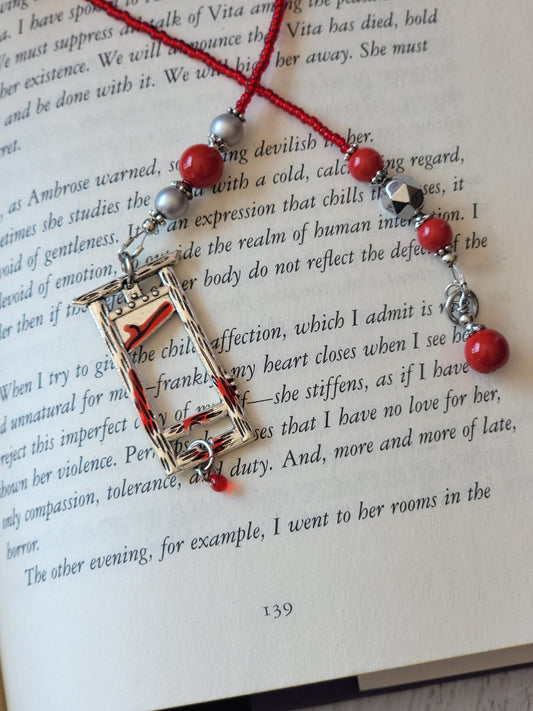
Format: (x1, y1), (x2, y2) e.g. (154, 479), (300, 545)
(417, 216), (453, 252)
(179, 144), (224, 189)
(347, 147), (384, 183)
(84, 0), (351, 154)
(209, 473), (228, 492)
(235, 0), (285, 116)
(464, 329), (510, 373)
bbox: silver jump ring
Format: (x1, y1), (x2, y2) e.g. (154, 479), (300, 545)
(187, 439), (215, 479)
(118, 250), (136, 289)
(445, 286), (479, 325)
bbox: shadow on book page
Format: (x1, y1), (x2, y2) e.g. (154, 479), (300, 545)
(357, 644), (533, 690)
(0, 660), (7, 711)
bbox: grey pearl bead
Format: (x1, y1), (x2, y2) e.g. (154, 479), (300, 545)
(209, 112), (244, 147)
(154, 186), (189, 220)
(380, 175), (424, 220)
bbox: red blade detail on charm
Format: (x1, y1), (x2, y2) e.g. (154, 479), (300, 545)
(128, 368), (158, 435)
(215, 376), (238, 408)
(124, 301), (174, 351)
(182, 411), (216, 431)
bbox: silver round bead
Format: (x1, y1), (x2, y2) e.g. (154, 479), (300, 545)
(371, 168), (389, 186)
(380, 175), (424, 219)
(209, 112), (245, 148)
(149, 209), (166, 225)
(458, 313), (474, 326)
(441, 251), (458, 266)
(154, 185), (189, 220)
(142, 218), (158, 233)
(343, 143), (358, 160)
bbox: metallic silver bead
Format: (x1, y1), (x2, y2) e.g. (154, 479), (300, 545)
(380, 175), (424, 219)
(228, 107), (245, 121)
(413, 212), (434, 230)
(209, 112), (245, 148)
(171, 181), (193, 199)
(436, 245), (451, 257)
(343, 143), (358, 160)
(154, 185), (189, 220)
(142, 218), (158, 233)
(441, 251), (458, 266)
(465, 322), (485, 336)
(208, 134), (228, 152)
(458, 313), (474, 326)
(371, 168), (389, 186)
(149, 209), (166, 225)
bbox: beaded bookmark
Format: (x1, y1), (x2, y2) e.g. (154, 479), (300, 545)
(77, 0), (509, 489)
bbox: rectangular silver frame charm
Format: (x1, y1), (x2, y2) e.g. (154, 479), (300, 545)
(73, 251), (256, 475)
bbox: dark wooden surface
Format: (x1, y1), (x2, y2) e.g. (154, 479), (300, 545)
(299, 666), (533, 711)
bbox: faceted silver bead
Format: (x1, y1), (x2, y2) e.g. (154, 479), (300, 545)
(381, 175), (424, 219)
(154, 186), (189, 220)
(209, 112), (244, 148)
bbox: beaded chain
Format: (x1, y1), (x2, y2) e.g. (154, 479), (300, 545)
(86, 0), (509, 375)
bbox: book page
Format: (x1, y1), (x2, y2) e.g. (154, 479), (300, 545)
(0, 1), (532, 709)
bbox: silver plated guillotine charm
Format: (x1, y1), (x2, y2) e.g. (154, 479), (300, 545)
(73, 250), (256, 484)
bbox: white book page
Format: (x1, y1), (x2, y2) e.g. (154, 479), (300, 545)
(0, 1), (532, 709)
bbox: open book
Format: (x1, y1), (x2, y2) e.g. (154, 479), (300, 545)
(1, 1), (531, 709)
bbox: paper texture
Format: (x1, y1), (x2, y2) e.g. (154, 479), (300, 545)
(0, 1), (532, 709)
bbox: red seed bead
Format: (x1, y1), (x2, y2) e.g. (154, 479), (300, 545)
(179, 144), (224, 188)
(347, 147), (384, 183)
(417, 216), (453, 252)
(209, 473), (228, 492)
(464, 328), (509, 373)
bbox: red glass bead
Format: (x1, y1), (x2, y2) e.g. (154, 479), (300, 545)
(464, 329), (509, 373)
(347, 147), (384, 183)
(179, 144), (224, 188)
(417, 216), (453, 252)
(209, 473), (228, 492)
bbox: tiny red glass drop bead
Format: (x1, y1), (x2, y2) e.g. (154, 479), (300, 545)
(464, 328), (509, 373)
(347, 147), (384, 183)
(179, 144), (224, 188)
(209, 473), (228, 492)
(417, 216), (453, 252)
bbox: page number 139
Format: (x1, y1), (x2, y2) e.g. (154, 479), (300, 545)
(263, 602), (293, 619)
